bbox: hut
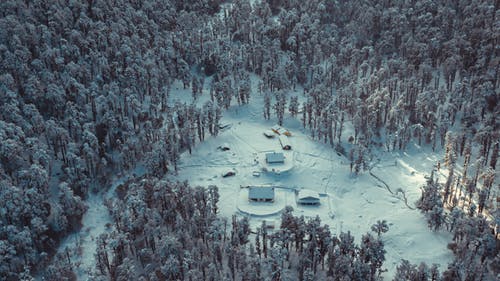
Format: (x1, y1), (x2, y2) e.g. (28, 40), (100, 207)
(249, 186), (275, 202)
(279, 135), (292, 150)
(297, 189), (320, 205)
(265, 152), (285, 164)
(271, 125), (291, 136)
(263, 130), (275, 138)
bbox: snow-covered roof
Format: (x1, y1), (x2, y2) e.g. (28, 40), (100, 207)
(297, 189), (320, 201)
(263, 130), (275, 137)
(279, 135), (291, 149)
(271, 125), (282, 131)
(271, 125), (291, 136)
(249, 186), (275, 200)
(266, 152), (284, 163)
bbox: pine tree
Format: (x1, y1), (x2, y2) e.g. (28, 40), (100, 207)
(428, 205), (445, 231)
(489, 142), (498, 170)
(273, 91), (286, 126)
(417, 172), (445, 231)
(289, 96), (299, 117)
(444, 131), (456, 168)
(370, 220), (389, 237)
(264, 92), (271, 120)
(255, 228), (262, 259)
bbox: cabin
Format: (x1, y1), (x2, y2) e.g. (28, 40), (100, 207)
(271, 125), (281, 134)
(271, 125), (291, 136)
(266, 152), (285, 164)
(249, 186), (275, 202)
(297, 189), (320, 205)
(262, 219), (276, 229)
(279, 135), (292, 150)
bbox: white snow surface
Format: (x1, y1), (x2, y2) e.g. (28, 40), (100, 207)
(55, 166), (145, 281)
(172, 84), (453, 278)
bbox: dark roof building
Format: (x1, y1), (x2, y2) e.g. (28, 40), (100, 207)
(297, 189), (320, 205)
(249, 186), (275, 202)
(266, 152), (285, 164)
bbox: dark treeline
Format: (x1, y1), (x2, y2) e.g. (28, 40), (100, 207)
(0, 0), (498, 280)
(1, 0), (223, 279)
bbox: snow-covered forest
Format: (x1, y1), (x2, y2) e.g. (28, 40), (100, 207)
(0, 0), (498, 280)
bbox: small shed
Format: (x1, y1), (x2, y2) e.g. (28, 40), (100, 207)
(271, 125), (282, 134)
(249, 186), (275, 202)
(271, 125), (291, 136)
(279, 135), (292, 150)
(262, 219), (276, 229)
(266, 152), (285, 164)
(297, 189), (320, 205)
(263, 130), (275, 138)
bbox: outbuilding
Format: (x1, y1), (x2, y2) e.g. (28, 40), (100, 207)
(279, 135), (292, 150)
(297, 189), (320, 205)
(266, 152), (285, 164)
(271, 125), (291, 136)
(249, 186), (275, 202)
(263, 130), (275, 138)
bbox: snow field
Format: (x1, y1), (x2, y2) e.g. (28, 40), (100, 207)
(56, 166), (146, 281)
(173, 105), (453, 278)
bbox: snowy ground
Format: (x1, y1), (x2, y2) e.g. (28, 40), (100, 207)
(172, 86), (453, 277)
(55, 166), (145, 280)
(53, 76), (453, 280)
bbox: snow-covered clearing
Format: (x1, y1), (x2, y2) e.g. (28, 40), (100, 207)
(55, 76), (453, 280)
(172, 86), (453, 277)
(55, 166), (145, 280)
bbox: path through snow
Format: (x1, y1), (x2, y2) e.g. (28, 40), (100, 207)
(369, 161), (416, 210)
(55, 166), (145, 280)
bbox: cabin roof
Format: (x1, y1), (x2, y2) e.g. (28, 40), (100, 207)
(297, 189), (320, 200)
(266, 152), (285, 163)
(249, 186), (275, 199)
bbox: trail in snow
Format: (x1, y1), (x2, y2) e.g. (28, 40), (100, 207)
(55, 166), (145, 281)
(369, 159), (416, 210)
(369, 168), (416, 210)
(230, 126), (261, 152)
